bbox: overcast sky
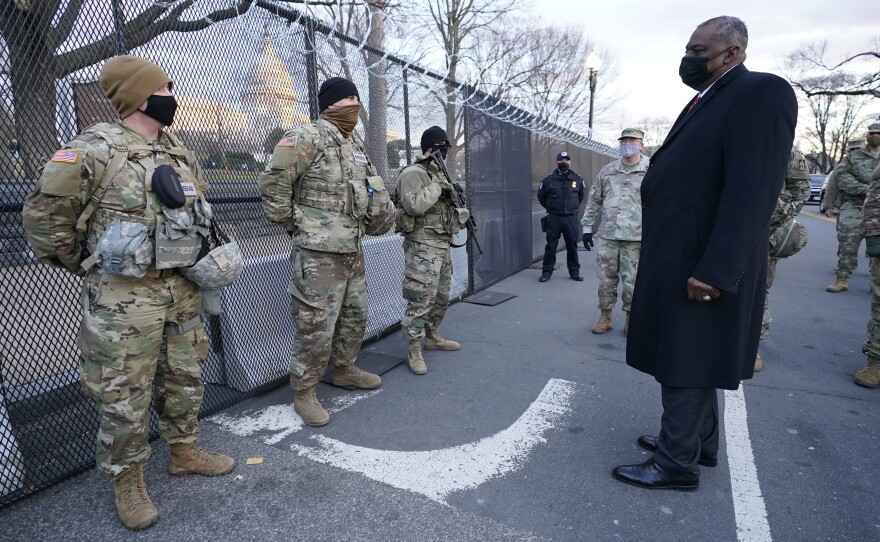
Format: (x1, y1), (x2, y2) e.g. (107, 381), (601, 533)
(530, 0), (880, 144)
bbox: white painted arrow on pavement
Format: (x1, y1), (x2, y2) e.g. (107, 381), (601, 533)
(291, 378), (577, 503)
(210, 379), (577, 504)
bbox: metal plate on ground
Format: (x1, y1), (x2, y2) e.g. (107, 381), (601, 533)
(461, 291), (517, 306)
(321, 351), (405, 389)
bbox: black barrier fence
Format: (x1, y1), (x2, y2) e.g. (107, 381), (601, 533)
(0, 3), (614, 506)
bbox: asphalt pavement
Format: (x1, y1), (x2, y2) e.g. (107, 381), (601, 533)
(1, 204), (878, 542)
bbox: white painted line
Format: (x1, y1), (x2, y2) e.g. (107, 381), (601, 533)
(291, 378), (577, 503)
(209, 389), (383, 444)
(724, 387), (772, 542)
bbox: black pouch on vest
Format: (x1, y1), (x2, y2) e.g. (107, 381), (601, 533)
(152, 164), (186, 209)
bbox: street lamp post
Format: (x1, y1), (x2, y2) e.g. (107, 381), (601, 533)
(586, 52), (602, 134)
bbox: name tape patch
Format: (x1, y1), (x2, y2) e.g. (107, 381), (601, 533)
(353, 151), (369, 164)
(180, 182), (197, 196)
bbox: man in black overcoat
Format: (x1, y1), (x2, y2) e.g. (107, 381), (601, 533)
(613, 16), (797, 490)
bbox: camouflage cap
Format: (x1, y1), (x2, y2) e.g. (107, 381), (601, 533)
(848, 139), (864, 150)
(618, 128), (645, 140)
(868, 122), (880, 134)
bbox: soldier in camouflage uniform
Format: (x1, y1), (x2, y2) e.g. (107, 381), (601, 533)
(394, 126), (464, 375)
(827, 124), (880, 292)
(822, 139), (863, 217)
(260, 77), (392, 426)
(581, 128), (649, 335)
(756, 148), (811, 371)
(855, 126), (880, 388)
(21, 56), (235, 531)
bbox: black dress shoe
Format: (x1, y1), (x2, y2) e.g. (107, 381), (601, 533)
(569, 274), (584, 281)
(539, 274), (551, 282)
(612, 459), (699, 491)
(637, 435), (718, 467)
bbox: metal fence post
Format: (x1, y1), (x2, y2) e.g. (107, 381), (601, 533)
(303, 16), (320, 121)
(402, 69), (412, 166)
(463, 105), (475, 296)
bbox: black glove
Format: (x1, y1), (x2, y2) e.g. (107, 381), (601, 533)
(582, 232), (593, 251)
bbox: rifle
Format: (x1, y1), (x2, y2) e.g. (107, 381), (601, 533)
(430, 149), (483, 254)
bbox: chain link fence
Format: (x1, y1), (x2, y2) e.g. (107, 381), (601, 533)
(0, 2), (614, 507)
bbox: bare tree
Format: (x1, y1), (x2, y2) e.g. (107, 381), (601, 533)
(786, 39), (880, 98)
(635, 116), (673, 151)
(407, 0), (525, 175)
(499, 26), (618, 136)
(784, 42), (874, 172)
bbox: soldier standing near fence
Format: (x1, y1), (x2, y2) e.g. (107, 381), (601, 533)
(394, 126), (466, 375)
(826, 123), (880, 293)
(756, 148), (811, 372)
(22, 56), (237, 531)
(259, 77), (394, 427)
(581, 128), (649, 335)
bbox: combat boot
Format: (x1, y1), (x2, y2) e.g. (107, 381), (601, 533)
(592, 310), (613, 334)
(854, 357), (880, 388)
(332, 364), (382, 389)
(294, 387), (330, 427)
(754, 353), (763, 372)
(424, 328), (460, 350)
(826, 276), (849, 293)
(113, 463), (158, 531)
(408, 340), (427, 375)
(169, 443), (235, 476)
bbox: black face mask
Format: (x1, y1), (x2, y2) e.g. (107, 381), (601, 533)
(431, 145), (449, 160)
(557, 162), (570, 172)
(142, 94), (178, 127)
(678, 48), (731, 90)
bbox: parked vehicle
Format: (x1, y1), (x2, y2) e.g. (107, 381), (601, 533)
(808, 174), (825, 204)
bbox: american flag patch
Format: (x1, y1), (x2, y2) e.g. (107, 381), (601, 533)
(51, 150), (78, 163)
(277, 138), (294, 147)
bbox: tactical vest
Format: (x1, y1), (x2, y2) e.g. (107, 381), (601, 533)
(78, 123), (206, 271)
(841, 149), (879, 206)
(292, 119), (385, 253)
(396, 163), (456, 236)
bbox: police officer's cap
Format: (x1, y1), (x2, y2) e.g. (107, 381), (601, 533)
(152, 164), (186, 209)
(556, 151), (571, 161)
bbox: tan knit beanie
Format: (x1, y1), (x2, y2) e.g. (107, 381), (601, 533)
(99, 56), (173, 119)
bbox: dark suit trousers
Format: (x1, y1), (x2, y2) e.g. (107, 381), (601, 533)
(542, 213), (580, 275)
(654, 385), (719, 475)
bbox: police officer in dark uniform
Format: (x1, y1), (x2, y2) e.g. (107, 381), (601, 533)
(537, 151), (585, 282)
